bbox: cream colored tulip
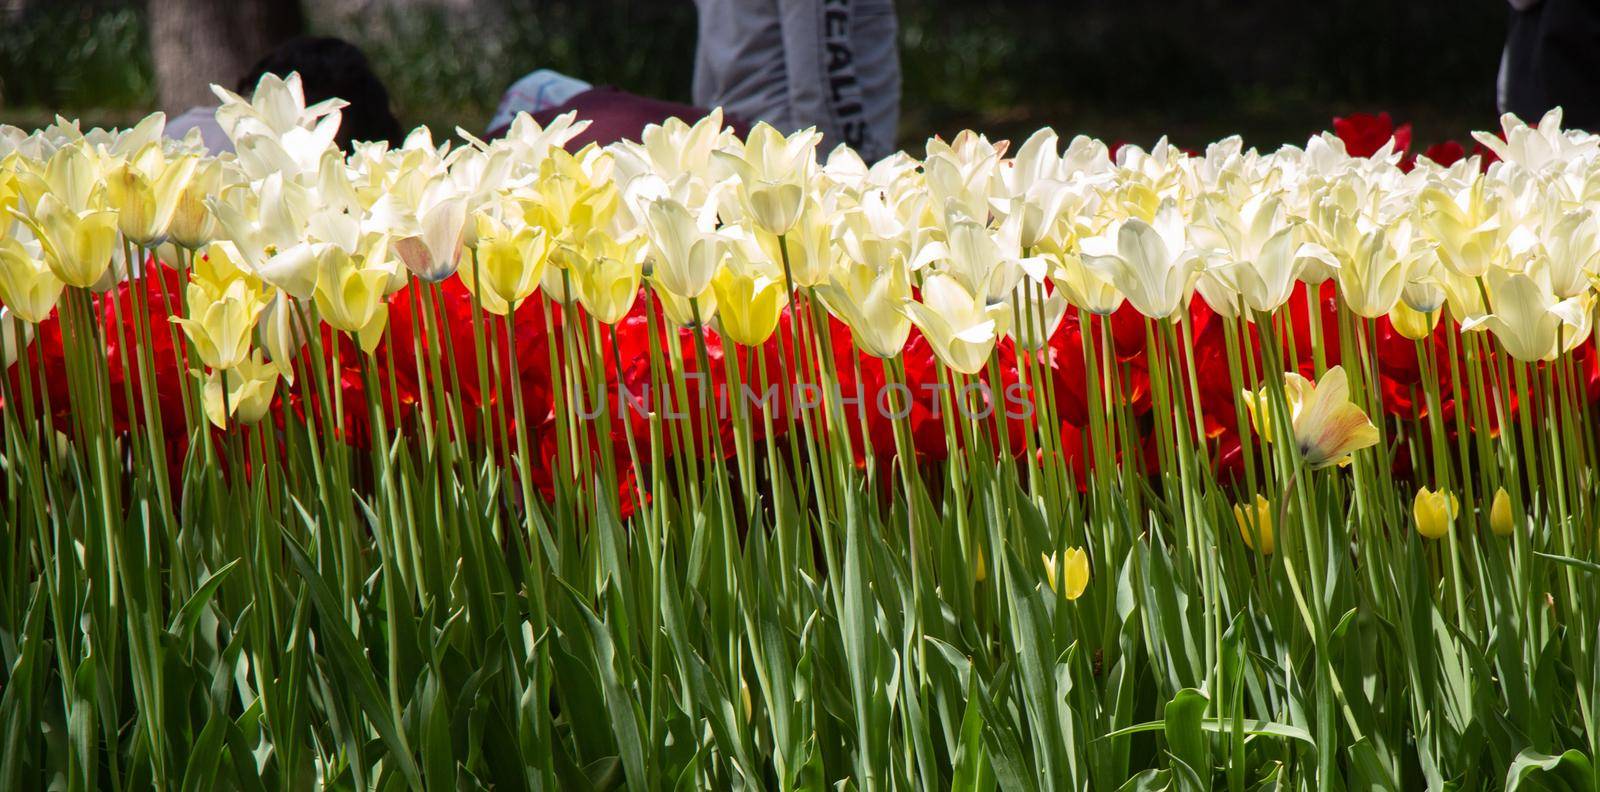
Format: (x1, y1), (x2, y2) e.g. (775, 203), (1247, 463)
(644, 198), (725, 300)
(201, 351), (280, 429)
(816, 258), (912, 359)
(103, 144), (198, 246)
(1081, 201), (1200, 320)
(1243, 366), (1379, 470)
(715, 123), (818, 236)
(901, 273), (1011, 375)
(0, 236), (64, 323)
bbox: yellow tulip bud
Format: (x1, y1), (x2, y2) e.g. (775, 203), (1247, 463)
(1490, 487), (1515, 537)
(1388, 302), (1439, 341)
(1042, 548), (1090, 600)
(1233, 494), (1275, 555)
(1413, 486), (1460, 539)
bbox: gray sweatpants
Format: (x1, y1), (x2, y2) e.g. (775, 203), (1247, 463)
(692, 0), (902, 162)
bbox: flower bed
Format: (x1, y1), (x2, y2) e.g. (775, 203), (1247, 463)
(1, 75), (1597, 789)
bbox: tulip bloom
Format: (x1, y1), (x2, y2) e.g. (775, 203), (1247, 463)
(816, 259), (912, 359)
(711, 265), (787, 347)
(173, 278), (267, 371)
(461, 214), (551, 316)
(1243, 366), (1379, 470)
(902, 274), (1011, 375)
(1081, 201), (1200, 321)
(0, 237), (65, 323)
(202, 351), (280, 429)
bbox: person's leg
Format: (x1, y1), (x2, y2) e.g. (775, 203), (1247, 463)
(849, 0), (901, 162)
(1533, 0), (1600, 130)
(693, 0), (791, 129)
(1501, 3), (1547, 120)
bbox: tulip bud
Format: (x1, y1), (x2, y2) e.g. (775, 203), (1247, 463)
(1414, 486), (1460, 539)
(1233, 494), (1275, 555)
(1490, 487), (1515, 537)
(1042, 548), (1090, 600)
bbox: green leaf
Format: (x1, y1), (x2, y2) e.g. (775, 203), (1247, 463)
(1505, 748), (1595, 792)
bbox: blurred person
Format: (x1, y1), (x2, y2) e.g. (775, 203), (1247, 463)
(1499, 0), (1600, 130)
(164, 36), (404, 153)
(692, 0), (901, 161)
(486, 69), (750, 147)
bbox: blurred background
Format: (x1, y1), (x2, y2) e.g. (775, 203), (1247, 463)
(0, 0), (1507, 150)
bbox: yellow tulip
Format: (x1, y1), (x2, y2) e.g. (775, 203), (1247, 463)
(816, 258), (912, 359)
(1388, 302), (1439, 341)
(0, 237), (65, 323)
(711, 263), (788, 346)
(1242, 366), (1379, 469)
(172, 278), (266, 371)
(461, 214), (551, 316)
(312, 239), (393, 354)
(201, 351), (280, 429)
(571, 232), (644, 325)
(901, 273), (1011, 375)
(103, 144), (198, 246)
(1042, 548), (1090, 600)
(1233, 494), (1275, 555)
(1490, 487), (1515, 537)
(1413, 486), (1460, 539)
(16, 192), (120, 289)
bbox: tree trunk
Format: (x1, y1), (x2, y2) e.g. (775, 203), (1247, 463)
(149, 0), (306, 112)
